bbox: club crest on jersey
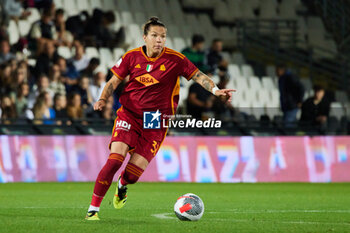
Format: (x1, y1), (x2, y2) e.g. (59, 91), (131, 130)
(135, 74), (159, 86)
(146, 64), (153, 72)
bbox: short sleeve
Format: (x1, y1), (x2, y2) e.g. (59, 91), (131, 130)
(110, 53), (130, 81)
(180, 56), (199, 81)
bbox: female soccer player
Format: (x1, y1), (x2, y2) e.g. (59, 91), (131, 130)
(85, 17), (235, 220)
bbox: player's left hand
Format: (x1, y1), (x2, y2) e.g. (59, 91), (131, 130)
(214, 89), (236, 103)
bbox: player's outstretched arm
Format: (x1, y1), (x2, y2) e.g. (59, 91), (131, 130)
(94, 75), (123, 111)
(192, 71), (236, 103)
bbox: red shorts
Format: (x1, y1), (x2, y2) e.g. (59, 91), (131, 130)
(109, 107), (167, 163)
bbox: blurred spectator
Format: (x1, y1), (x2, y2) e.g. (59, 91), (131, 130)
(0, 95), (17, 122)
(9, 58), (17, 73)
(71, 76), (92, 108)
(70, 41), (90, 72)
(32, 91), (55, 124)
(186, 82), (215, 120)
(85, 9), (116, 47)
(1, 0), (31, 24)
(53, 93), (69, 124)
(48, 64), (66, 95)
(54, 9), (73, 47)
(81, 57), (100, 79)
(9, 67), (28, 97)
(28, 7), (57, 54)
(182, 34), (208, 73)
(276, 64), (304, 124)
(34, 40), (58, 78)
(29, 0), (53, 10)
(27, 74), (54, 108)
(55, 56), (79, 88)
(300, 85), (330, 126)
(89, 70), (106, 104)
(0, 63), (13, 95)
(206, 39), (228, 74)
(67, 93), (84, 119)
(13, 82), (29, 117)
(17, 60), (30, 79)
(0, 39), (15, 64)
(212, 72), (237, 120)
(66, 11), (90, 40)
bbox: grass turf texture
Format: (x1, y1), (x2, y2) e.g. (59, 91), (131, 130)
(0, 183), (350, 233)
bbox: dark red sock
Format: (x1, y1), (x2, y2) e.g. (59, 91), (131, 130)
(91, 153), (125, 207)
(120, 163), (144, 186)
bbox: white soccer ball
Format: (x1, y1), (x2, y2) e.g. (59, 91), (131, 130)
(174, 193), (204, 221)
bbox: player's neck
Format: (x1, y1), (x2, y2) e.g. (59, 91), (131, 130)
(145, 46), (161, 58)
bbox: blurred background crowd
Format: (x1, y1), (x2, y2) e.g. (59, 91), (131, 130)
(0, 0), (349, 135)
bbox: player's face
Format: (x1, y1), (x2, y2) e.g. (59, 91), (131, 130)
(143, 26), (166, 56)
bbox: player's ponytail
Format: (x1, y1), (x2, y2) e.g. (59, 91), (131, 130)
(143, 16), (166, 35)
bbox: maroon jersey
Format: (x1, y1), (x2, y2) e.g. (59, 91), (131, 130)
(110, 46), (198, 118)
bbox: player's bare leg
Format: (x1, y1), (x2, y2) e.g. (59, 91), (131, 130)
(86, 142), (129, 220)
(114, 153), (149, 209)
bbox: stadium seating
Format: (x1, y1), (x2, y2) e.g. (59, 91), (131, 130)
(101, 0), (116, 11)
(62, 0), (79, 16)
(26, 8), (41, 24)
(99, 48), (115, 68)
(113, 48), (125, 61)
(89, 0), (103, 12)
(260, 0), (277, 19)
(116, 0), (129, 11)
(57, 46), (72, 59)
(18, 20), (31, 37)
(278, 0), (299, 19)
(8, 20), (19, 45)
(241, 64), (255, 78)
(85, 47), (100, 59)
(76, 0), (90, 14)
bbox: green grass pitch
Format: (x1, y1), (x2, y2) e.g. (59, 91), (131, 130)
(1, 183), (350, 233)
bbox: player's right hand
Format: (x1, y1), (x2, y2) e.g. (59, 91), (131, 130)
(94, 99), (106, 111)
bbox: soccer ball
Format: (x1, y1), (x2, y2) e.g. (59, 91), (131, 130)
(174, 193), (204, 221)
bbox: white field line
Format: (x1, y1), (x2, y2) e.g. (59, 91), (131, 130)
(4, 207), (87, 209)
(208, 209), (350, 214)
(151, 213), (177, 220)
(152, 213), (350, 226)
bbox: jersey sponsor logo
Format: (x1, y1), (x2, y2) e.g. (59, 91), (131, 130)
(143, 110), (161, 129)
(135, 64), (141, 68)
(116, 58), (122, 68)
(146, 64), (153, 72)
(160, 64), (166, 71)
(115, 120), (131, 131)
(135, 74), (159, 86)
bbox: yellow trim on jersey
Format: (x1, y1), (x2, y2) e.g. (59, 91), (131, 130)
(187, 68), (199, 80)
(122, 48), (140, 59)
(141, 47), (166, 62)
(170, 76), (180, 115)
(111, 106), (124, 134)
(110, 69), (124, 81)
(165, 48), (185, 59)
